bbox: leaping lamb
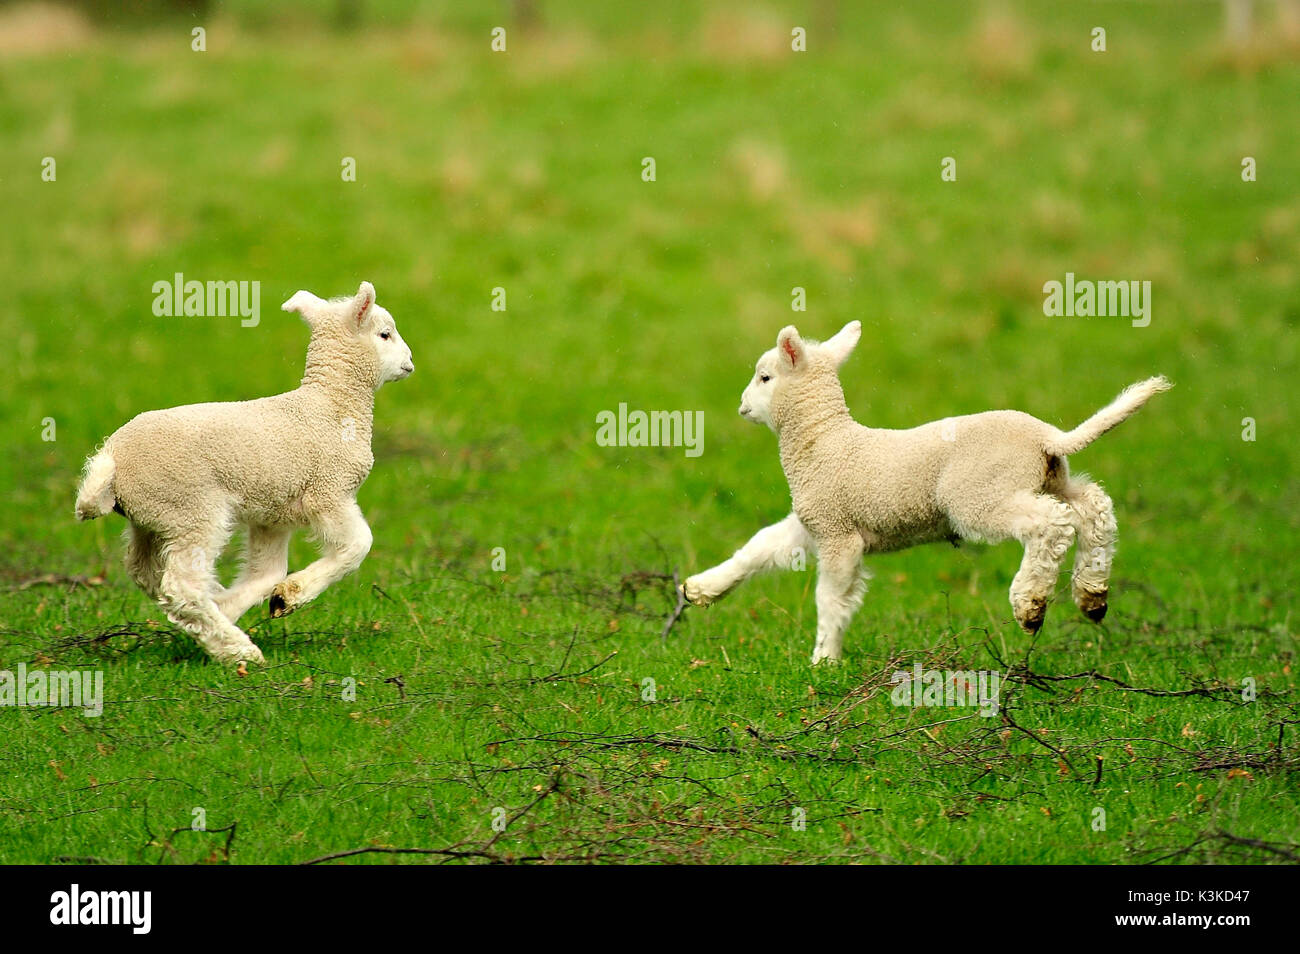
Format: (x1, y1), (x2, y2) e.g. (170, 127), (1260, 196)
(74, 281), (414, 665)
(681, 320), (1170, 665)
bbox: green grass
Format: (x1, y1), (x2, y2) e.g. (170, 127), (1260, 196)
(0, 0), (1297, 863)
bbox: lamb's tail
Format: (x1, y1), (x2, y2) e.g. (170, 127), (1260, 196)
(75, 447), (117, 521)
(1045, 376), (1172, 456)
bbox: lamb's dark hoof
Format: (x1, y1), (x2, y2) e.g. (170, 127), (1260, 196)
(1083, 603), (1108, 623)
(1016, 598), (1047, 634)
(1078, 589), (1109, 623)
(269, 580), (300, 618)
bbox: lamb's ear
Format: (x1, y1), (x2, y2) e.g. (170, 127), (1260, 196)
(282, 290), (327, 324)
(823, 320), (862, 368)
(348, 281), (376, 329)
(776, 325), (805, 372)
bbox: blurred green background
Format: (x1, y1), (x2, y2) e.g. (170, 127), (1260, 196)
(0, 0), (1296, 864)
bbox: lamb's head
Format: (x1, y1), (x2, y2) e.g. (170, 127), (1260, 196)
(283, 282), (414, 390)
(739, 320), (861, 431)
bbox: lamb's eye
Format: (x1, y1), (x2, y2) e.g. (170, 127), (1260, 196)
(380, 331), (391, 340)
(760, 374), (771, 383)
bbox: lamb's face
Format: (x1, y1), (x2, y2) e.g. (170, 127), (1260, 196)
(739, 348), (782, 430)
(283, 281), (414, 390)
(365, 304), (415, 385)
(739, 321), (862, 432)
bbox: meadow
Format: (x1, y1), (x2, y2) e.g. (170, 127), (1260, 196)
(0, 0), (1297, 863)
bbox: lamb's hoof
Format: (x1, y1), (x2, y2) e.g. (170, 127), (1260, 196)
(1077, 588), (1108, 623)
(214, 643), (265, 667)
(269, 581), (300, 618)
(811, 651), (843, 666)
(681, 576), (720, 607)
(1015, 597), (1047, 634)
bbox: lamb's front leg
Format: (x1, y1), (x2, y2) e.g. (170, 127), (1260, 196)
(811, 532), (867, 665)
(682, 512), (813, 607)
(217, 524), (291, 622)
(269, 501), (373, 618)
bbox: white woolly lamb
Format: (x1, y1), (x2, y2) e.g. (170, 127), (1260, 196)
(682, 321), (1170, 664)
(75, 282), (414, 665)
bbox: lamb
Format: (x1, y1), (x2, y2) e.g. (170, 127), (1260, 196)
(681, 320), (1170, 664)
(74, 282), (414, 665)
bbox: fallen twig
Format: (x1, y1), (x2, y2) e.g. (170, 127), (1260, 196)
(661, 570), (687, 641)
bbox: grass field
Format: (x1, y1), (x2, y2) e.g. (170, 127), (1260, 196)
(1, 0), (1298, 864)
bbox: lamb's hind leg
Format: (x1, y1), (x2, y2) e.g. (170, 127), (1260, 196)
(157, 530), (264, 665)
(124, 524), (165, 600)
(1060, 477), (1117, 622)
(949, 491), (1076, 633)
(682, 512), (814, 607)
(810, 532), (867, 664)
(1006, 493), (1076, 632)
(269, 501), (372, 618)
(216, 524), (292, 622)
